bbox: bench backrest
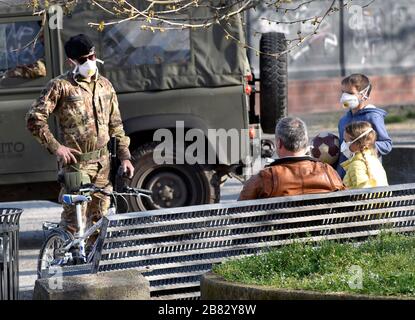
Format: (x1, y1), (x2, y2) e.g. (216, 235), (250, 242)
(92, 183), (415, 300)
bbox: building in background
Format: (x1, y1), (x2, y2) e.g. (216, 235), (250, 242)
(247, 0), (415, 114)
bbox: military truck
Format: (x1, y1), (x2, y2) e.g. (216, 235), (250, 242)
(0, 1), (287, 210)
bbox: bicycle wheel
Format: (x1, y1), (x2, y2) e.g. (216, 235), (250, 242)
(37, 229), (74, 279)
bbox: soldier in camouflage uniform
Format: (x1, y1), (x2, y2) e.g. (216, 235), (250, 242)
(25, 34), (134, 236)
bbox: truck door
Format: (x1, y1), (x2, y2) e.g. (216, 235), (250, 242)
(0, 15), (57, 180)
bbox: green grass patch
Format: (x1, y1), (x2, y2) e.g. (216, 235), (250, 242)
(213, 233), (415, 298)
(385, 110), (415, 124)
(407, 110), (415, 119)
(385, 115), (406, 124)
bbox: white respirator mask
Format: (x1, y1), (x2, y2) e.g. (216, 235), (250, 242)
(340, 128), (374, 159)
(340, 84), (371, 110)
(78, 59), (97, 78)
(72, 55), (104, 78)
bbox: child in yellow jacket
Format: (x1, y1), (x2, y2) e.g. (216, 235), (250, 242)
(340, 121), (389, 189)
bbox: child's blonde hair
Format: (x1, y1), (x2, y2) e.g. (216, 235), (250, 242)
(345, 121), (377, 181)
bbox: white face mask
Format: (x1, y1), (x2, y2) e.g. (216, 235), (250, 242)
(340, 141), (354, 159)
(341, 128), (374, 159)
(340, 85), (371, 109)
(78, 59), (97, 78)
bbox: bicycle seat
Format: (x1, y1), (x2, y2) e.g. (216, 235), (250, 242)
(62, 194), (91, 205)
(42, 222), (60, 231)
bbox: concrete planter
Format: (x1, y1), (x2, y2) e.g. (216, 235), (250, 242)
(201, 272), (414, 300)
(33, 270), (150, 300)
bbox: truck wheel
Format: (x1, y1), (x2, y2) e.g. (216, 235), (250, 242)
(127, 142), (220, 211)
(259, 32), (288, 134)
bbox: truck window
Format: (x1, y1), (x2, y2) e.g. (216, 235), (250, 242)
(0, 20), (47, 88)
(102, 21), (191, 68)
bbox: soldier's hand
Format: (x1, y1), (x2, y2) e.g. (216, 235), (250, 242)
(120, 159), (135, 179)
(56, 145), (81, 165)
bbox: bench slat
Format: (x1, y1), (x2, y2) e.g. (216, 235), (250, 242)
(106, 195), (415, 232)
(102, 212), (415, 245)
(105, 183), (415, 222)
(150, 281), (200, 292)
(102, 221), (415, 256)
(153, 291), (200, 300)
(146, 270), (211, 282)
(98, 226), (415, 268)
(102, 206), (415, 251)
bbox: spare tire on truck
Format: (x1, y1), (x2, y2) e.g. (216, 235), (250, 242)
(259, 32), (288, 134)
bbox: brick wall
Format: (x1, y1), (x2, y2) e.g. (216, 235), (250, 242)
(288, 74), (415, 114)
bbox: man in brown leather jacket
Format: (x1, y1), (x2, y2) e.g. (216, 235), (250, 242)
(239, 117), (345, 200)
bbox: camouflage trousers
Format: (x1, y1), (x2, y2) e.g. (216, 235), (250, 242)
(59, 156), (112, 235)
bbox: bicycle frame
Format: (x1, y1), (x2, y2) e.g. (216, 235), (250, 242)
(61, 193), (93, 263)
(76, 202), (86, 262)
(43, 185), (152, 265)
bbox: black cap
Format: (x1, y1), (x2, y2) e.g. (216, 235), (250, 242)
(64, 34), (94, 60)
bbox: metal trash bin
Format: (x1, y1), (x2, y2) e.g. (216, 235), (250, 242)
(0, 208), (23, 300)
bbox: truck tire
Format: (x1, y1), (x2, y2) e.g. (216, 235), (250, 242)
(259, 32), (288, 134)
(127, 142), (220, 212)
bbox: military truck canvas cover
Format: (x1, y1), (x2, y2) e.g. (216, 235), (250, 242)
(0, 0), (250, 93)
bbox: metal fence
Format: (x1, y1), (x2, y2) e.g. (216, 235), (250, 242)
(88, 183), (415, 300)
(0, 208), (23, 300)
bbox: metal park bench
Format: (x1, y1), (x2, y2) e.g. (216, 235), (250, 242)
(55, 183), (415, 300)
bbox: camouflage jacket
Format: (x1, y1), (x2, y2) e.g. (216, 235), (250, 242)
(25, 71), (131, 162)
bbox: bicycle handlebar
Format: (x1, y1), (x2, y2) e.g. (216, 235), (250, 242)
(76, 184), (153, 197)
(122, 186), (153, 196)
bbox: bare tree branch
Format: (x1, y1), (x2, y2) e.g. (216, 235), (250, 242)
(23, 0), (375, 56)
